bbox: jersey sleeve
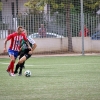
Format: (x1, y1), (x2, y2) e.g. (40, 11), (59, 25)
(6, 33), (14, 40)
(27, 37), (35, 45)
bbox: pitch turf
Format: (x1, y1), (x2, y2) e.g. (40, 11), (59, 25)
(0, 55), (100, 100)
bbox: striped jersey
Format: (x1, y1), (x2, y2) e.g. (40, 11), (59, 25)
(27, 36), (35, 45)
(20, 36), (35, 51)
(7, 32), (27, 51)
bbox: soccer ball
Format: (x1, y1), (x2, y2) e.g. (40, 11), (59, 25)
(24, 70), (31, 77)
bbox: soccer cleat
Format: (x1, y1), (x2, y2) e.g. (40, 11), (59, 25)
(18, 74), (22, 76)
(10, 73), (16, 77)
(14, 71), (18, 74)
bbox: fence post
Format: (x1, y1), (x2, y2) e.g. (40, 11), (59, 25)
(80, 0), (84, 55)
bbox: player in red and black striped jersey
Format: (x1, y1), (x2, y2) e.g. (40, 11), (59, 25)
(4, 26), (31, 76)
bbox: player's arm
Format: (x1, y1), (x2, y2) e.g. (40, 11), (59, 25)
(4, 38), (8, 52)
(4, 34), (13, 52)
(32, 43), (37, 52)
(28, 43), (37, 55)
(23, 34), (32, 50)
(28, 36), (37, 52)
(26, 41), (32, 50)
(27, 37), (37, 55)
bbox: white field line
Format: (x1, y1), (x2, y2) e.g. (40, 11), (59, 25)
(0, 62), (100, 67)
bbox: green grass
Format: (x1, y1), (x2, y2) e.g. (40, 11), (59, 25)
(0, 56), (100, 100)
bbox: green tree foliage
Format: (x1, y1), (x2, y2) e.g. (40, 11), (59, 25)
(0, 2), (2, 11)
(24, 0), (70, 14)
(24, 0), (100, 14)
(24, 0), (44, 14)
(84, 0), (100, 14)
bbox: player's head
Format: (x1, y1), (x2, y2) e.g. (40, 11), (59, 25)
(41, 24), (44, 28)
(23, 29), (28, 36)
(17, 26), (23, 34)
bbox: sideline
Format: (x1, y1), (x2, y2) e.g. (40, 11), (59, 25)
(0, 53), (100, 58)
(0, 61), (100, 67)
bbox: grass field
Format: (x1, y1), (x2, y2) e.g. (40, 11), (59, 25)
(0, 55), (100, 100)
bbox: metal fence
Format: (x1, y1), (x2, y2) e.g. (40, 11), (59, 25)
(0, 0), (100, 54)
(0, 13), (100, 39)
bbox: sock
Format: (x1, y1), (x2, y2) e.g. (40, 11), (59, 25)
(7, 65), (10, 72)
(10, 61), (14, 73)
(19, 68), (22, 74)
(14, 63), (20, 74)
(7, 61), (14, 72)
(23, 62), (25, 68)
(19, 63), (24, 74)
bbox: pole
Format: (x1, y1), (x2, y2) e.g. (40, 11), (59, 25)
(80, 0), (84, 55)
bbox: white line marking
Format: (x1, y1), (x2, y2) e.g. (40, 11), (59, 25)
(0, 62), (100, 67)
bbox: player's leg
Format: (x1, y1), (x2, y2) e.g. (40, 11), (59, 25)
(14, 52), (24, 74)
(15, 55), (27, 75)
(7, 49), (16, 75)
(18, 54), (31, 76)
(22, 61), (25, 69)
(7, 49), (18, 76)
(14, 63), (19, 74)
(18, 62), (25, 76)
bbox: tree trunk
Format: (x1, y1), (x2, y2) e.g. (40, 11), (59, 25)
(66, 1), (73, 52)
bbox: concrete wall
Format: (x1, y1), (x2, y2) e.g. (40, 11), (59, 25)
(72, 37), (100, 52)
(0, 37), (100, 54)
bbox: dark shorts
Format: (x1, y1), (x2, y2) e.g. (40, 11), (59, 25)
(19, 49), (31, 60)
(24, 53), (31, 60)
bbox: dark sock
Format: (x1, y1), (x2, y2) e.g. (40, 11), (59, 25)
(22, 62), (25, 69)
(19, 68), (22, 74)
(14, 63), (20, 74)
(19, 63), (24, 74)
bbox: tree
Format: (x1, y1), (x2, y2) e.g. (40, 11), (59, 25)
(0, 2), (2, 11)
(83, 0), (100, 14)
(24, 0), (73, 52)
(66, 0), (73, 52)
(68, 0), (100, 14)
(24, 0), (44, 14)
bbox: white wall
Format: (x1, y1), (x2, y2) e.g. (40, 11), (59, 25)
(72, 37), (100, 52)
(0, 37), (100, 54)
(1, 0), (28, 29)
(34, 38), (67, 52)
(2, 0), (28, 17)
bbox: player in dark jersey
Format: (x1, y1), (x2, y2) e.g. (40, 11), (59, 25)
(14, 30), (37, 75)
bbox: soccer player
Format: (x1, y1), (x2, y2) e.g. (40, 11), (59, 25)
(14, 30), (37, 76)
(3, 26), (31, 76)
